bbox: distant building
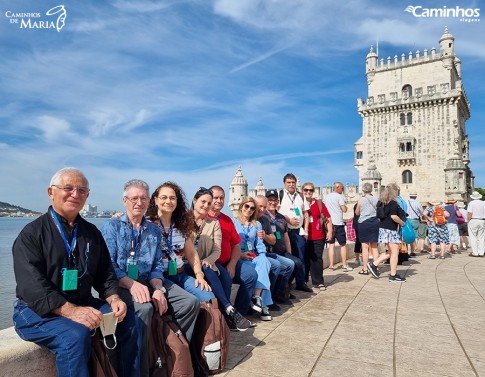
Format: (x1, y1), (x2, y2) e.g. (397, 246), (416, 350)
(80, 203), (98, 217)
(355, 27), (474, 202)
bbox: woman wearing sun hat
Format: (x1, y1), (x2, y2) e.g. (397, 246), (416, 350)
(467, 191), (485, 257)
(444, 197), (461, 254)
(423, 200), (450, 259)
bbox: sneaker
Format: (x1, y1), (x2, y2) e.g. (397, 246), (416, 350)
(295, 284), (313, 293)
(268, 303), (281, 311)
(273, 294), (293, 305)
(355, 260), (362, 267)
(367, 261), (380, 279)
(389, 274), (406, 283)
(289, 293), (297, 299)
(428, 255), (436, 259)
(227, 308), (252, 331)
(440, 255), (445, 259)
(342, 265), (353, 272)
(409, 252), (417, 257)
(250, 295), (263, 313)
(315, 284), (327, 291)
(260, 306), (272, 321)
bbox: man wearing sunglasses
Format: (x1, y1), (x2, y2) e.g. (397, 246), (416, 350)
(12, 167), (142, 377)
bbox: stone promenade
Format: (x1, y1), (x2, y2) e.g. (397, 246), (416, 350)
(221, 252), (485, 377)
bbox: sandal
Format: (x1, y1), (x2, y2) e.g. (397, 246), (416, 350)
(359, 270), (369, 275)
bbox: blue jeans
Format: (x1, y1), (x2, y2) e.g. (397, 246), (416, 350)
(288, 229), (307, 285)
(200, 264), (231, 309)
(220, 260), (257, 316)
(13, 299), (142, 377)
(267, 253), (295, 296)
(166, 270), (215, 303)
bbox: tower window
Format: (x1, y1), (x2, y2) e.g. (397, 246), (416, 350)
(407, 112), (412, 125)
(400, 113), (405, 126)
(356, 151), (363, 159)
(402, 84), (412, 97)
(402, 170), (413, 184)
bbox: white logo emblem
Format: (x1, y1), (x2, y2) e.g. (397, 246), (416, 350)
(46, 5), (66, 32)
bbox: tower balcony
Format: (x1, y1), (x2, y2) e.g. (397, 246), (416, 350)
(397, 151), (416, 166)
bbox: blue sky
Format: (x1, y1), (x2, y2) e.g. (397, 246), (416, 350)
(1, 0), (484, 212)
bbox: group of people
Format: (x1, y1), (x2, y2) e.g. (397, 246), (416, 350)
(12, 167), (485, 377)
(353, 183), (485, 283)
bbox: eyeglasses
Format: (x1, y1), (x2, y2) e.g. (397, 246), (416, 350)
(243, 203), (256, 211)
(124, 196), (149, 204)
(51, 185), (90, 196)
(303, 188), (314, 193)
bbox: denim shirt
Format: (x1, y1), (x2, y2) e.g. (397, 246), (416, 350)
(232, 218), (267, 256)
(101, 213), (164, 282)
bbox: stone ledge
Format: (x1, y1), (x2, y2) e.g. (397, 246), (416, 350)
(0, 244), (354, 376)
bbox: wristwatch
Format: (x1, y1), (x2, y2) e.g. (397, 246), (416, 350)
(154, 285), (167, 294)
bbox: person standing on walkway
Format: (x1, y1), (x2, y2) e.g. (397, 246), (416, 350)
(13, 167), (142, 377)
(423, 200), (450, 259)
(278, 173), (313, 292)
(102, 179), (200, 376)
(367, 184), (406, 282)
(302, 182), (333, 290)
(208, 185), (258, 318)
(406, 193), (423, 256)
(355, 183), (379, 275)
(456, 201), (469, 250)
(325, 182), (352, 271)
(467, 191), (485, 257)
(444, 197), (461, 254)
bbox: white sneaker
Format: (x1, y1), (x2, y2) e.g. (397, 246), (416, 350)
(343, 265), (353, 272)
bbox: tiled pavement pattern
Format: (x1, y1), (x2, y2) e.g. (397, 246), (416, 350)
(220, 252), (485, 377)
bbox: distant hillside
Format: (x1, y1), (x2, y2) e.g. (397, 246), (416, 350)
(0, 201), (41, 216)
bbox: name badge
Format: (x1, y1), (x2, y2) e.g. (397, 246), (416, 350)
(62, 269), (78, 291)
(246, 241), (253, 252)
(127, 264), (139, 280)
(271, 225), (276, 233)
(275, 231), (282, 240)
(294, 208), (301, 216)
(168, 260), (178, 276)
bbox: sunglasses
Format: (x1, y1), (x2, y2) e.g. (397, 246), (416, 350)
(303, 188), (314, 192)
(197, 187), (213, 194)
(243, 203), (256, 211)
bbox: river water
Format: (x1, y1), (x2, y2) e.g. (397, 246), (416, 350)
(0, 217), (109, 330)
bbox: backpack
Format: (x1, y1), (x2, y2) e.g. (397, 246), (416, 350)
(433, 206), (447, 225)
(89, 331), (118, 377)
(149, 314), (194, 377)
(376, 201), (386, 220)
(190, 298), (230, 376)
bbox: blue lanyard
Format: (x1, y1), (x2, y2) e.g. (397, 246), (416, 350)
(50, 208), (78, 257)
(131, 225), (142, 254)
(266, 210), (277, 226)
(160, 221), (176, 259)
(243, 223), (252, 242)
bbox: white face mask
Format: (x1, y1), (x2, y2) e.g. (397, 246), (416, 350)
(99, 312), (118, 349)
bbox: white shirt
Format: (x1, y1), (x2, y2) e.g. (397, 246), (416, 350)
(406, 199), (423, 219)
(324, 192), (346, 226)
(279, 189), (304, 229)
(467, 200), (485, 220)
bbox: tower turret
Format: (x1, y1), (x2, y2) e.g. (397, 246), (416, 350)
(439, 27), (455, 69)
(365, 46), (378, 84)
(229, 166), (248, 216)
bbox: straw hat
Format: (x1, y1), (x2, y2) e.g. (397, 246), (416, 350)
(470, 191), (482, 200)
(446, 197), (457, 204)
(456, 201), (465, 208)
(429, 199), (441, 206)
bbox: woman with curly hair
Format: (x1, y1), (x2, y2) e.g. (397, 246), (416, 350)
(146, 181), (214, 302)
(367, 183), (406, 282)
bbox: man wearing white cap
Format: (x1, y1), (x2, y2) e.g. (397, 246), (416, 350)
(467, 191), (485, 257)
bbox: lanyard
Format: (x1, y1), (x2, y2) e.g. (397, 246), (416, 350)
(285, 190), (297, 206)
(243, 223), (252, 242)
(266, 210), (277, 226)
(160, 221), (176, 260)
(131, 225), (142, 254)
(50, 208), (78, 257)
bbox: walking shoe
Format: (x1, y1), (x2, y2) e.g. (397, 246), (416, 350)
(355, 260), (362, 267)
(274, 294), (293, 305)
(268, 303), (281, 311)
(440, 255), (446, 259)
(289, 293), (297, 299)
(367, 261), (380, 278)
(227, 308), (252, 332)
(389, 274), (406, 283)
(260, 306), (272, 321)
(409, 252), (417, 257)
(315, 284), (327, 291)
(295, 284), (313, 293)
(250, 295), (263, 313)
(342, 265), (353, 272)
(428, 255), (436, 259)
